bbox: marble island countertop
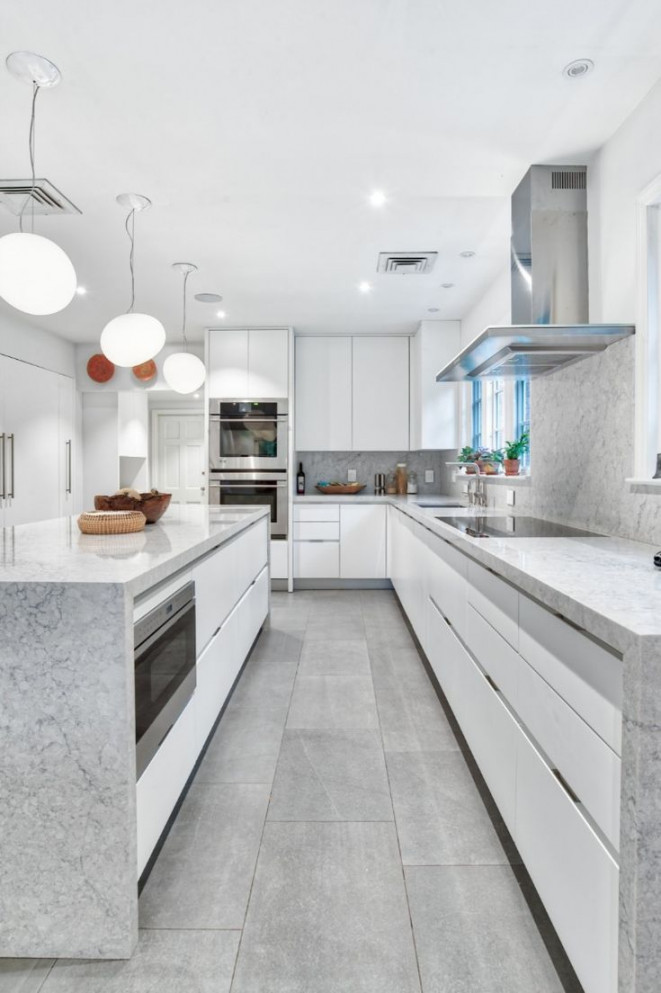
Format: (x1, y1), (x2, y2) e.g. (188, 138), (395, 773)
(0, 504), (269, 596)
(296, 492), (661, 651)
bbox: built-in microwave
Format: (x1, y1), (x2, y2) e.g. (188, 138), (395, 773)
(208, 398), (288, 472)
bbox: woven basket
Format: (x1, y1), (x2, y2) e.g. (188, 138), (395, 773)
(77, 510), (147, 535)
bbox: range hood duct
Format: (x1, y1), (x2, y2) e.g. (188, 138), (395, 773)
(436, 164), (634, 381)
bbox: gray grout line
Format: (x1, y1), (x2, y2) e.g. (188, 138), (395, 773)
(35, 961), (56, 993)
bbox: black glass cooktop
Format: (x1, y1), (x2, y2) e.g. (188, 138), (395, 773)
(437, 515), (601, 538)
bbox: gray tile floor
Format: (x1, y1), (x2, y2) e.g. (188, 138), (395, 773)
(2, 590), (581, 993)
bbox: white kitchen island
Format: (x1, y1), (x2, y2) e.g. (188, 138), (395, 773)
(0, 505), (270, 961)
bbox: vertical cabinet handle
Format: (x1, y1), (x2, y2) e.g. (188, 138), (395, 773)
(0, 433), (5, 499)
(65, 439), (72, 494)
(8, 433), (14, 498)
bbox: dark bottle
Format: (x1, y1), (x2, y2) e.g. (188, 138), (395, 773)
(296, 461), (306, 495)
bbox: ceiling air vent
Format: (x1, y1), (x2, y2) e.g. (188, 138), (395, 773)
(551, 169), (586, 191)
(0, 178), (81, 216)
(377, 251), (437, 275)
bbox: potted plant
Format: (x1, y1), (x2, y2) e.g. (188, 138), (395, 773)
(502, 431), (529, 476)
(474, 447), (503, 474)
(457, 445), (478, 474)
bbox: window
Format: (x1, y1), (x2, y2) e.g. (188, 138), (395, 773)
(492, 379), (505, 451)
(471, 381), (482, 449)
(515, 378), (531, 468)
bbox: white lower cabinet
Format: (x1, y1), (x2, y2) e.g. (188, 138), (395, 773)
(270, 539), (289, 579)
(340, 504), (386, 578)
(516, 734), (619, 993)
(294, 540), (340, 578)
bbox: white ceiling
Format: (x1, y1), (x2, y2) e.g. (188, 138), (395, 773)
(1, 0), (661, 344)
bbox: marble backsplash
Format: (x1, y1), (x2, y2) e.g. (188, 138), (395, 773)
(449, 336), (661, 545)
(295, 450), (457, 495)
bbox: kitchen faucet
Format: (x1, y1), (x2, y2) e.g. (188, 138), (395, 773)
(467, 474), (487, 507)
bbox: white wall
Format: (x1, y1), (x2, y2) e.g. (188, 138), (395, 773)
(81, 393), (119, 511)
(459, 269), (511, 348)
(75, 342), (204, 393)
(0, 312), (76, 377)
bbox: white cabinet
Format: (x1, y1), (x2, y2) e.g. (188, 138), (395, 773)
(340, 504), (386, 578)
(352, 336), (409, 450)
(0, 356), (76, 526)
(208, 329), (289, 398)
(409, 320), (461, 450)
(294, 336), (352, 450)
(294, 540), (340, 578)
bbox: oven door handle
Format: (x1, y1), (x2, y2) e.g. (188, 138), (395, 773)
(134, 599), (194, 658)
(209, 480), (287, 488)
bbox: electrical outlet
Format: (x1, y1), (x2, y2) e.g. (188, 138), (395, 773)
(347, 468), (357, 483)
(506, 488), (515, 507)
(425, 469), (434, 483)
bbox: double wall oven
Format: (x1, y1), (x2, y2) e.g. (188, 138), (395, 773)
(208, 398), (288, 537)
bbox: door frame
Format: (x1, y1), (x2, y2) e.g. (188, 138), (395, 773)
(150, 408), (206, 497)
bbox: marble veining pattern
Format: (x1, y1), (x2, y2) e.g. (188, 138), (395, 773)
(295, 450), (456, 495)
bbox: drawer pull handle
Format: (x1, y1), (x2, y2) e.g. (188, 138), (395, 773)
(484, 673), (499, 693)
(552, 768), (580, 804)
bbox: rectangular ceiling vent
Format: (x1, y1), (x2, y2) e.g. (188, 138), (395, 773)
(377, 251), (438, 275)
(0, 178), (82, 216)
(551, 169), (586, 191)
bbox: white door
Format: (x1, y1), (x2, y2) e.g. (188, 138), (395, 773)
(352, 336), (410, 450)
(154, 413), (205, 503)
(295, 336), (352, 450)
(1, 356), (61, 526)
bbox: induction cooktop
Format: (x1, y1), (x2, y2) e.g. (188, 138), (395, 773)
(437, 515), (601, 538)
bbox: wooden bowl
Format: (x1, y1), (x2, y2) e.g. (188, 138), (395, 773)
(314, 483), (366, 495)
(94, 492), (172, 523)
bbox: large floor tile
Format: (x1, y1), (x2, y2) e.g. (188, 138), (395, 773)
(231, 821), (421, 993)
(387, 751), (511, 864)
(287, 673), (379, 729)
(249, 627), (305, 662)
(304, 615), (366, 641)
(405, 865), (577, 993)
(372, 666), (460, 753)
(0, 960), (53, 993)
(228, 658), (298, 710)
(298, 638), (371, 675)
(195, 706), (288, 783)
(40, 930), (240, 993)
(268, 729), (393, 821)
(139, 783), (269, 929)
(365, 625), (417, 648)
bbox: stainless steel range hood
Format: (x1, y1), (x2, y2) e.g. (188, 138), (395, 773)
(436, 165), (634, 381)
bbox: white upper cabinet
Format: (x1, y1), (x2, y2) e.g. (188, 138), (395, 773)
(295, 336), (352, 450)
(248, 329), (289, 397)
(208, 329), (289, 398)
(409, 320), (461, 450)
(352, 336), (409, 451)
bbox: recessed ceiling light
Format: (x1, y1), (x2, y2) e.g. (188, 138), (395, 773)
(193, 393), (200, 399)
(216, 310), (226, 318)
(195, 292), (223, 303)
(428, 307), (440, 313)
(75, 285), (87, 295)
(441, 282), (454, 289)
(358, 281), (372, 293)
(369, 190), (387, 208)
(563, 58), (594, 79)
(459, 250), (476, 258)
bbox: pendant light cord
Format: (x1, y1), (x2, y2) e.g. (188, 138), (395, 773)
(125, 208), (136, 313)
(182, 268), (190, 352)
(19, 82), (39, 234)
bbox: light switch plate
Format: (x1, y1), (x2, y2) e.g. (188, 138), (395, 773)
(347, 468), (357, 483)
(506, 488), (515, 507)
(425, 469), (434, 483)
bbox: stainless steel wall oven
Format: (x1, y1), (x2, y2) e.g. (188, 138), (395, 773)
(209, 398), (288, 472)
(208, 472), (288, 538)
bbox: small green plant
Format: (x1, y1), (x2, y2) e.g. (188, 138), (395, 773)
(503, 431), (530, 460)
(457, 445), (477, 463)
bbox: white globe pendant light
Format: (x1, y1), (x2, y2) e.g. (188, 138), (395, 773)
(0, 52), (77, 316)
(100, 194), (165, 366)
(163, 262), (207, 395)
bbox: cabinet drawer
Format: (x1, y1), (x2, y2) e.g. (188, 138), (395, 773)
(426, 595), (461, 700)
(518, 596), (622, 754)
(516, 735), (619, 993)
(237, 565), (269, 662)
(293, 541), (340, 578)
(136, 697), (197, 877)
(467, 560), (519, 649)
(516, 652), (620, 849)
(464, 603), (519, 708)
(293, 504), (340, 522)
(425, 532), (467, 639)
(195, 602), (240, 751)
(449, 630), (518, 834)
(294, 521), (340, 541)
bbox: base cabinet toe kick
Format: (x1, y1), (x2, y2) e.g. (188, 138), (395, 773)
(388, 505), (637, 993)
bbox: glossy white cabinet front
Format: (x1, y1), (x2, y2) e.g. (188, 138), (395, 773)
(208, 328), (288, 398)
